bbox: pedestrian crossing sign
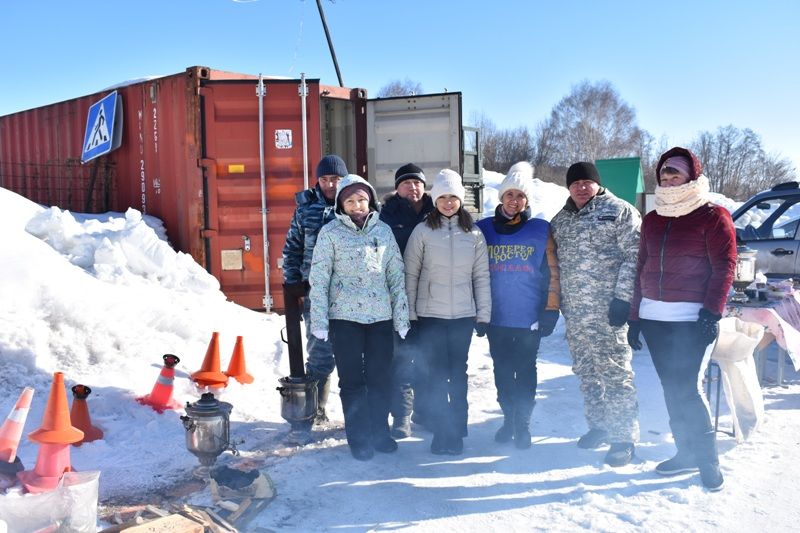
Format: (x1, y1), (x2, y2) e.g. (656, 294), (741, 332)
(81, 91), (123, 163)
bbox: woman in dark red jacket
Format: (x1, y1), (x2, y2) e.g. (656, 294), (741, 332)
(628, 147), (736, 492)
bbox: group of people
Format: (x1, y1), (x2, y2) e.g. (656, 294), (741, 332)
(282, 147), (736, 492)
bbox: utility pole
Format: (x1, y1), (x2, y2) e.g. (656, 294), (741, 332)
(316, 0), (344, 87)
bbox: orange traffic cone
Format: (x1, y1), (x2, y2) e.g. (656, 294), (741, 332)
(17, 372), (83, 493)
(0, 387), (34, 475)
(70, 385), (103, 445)
(225, 336), (254, 384)
(138, 354), (183, 412)
(191, 332), (229, 389)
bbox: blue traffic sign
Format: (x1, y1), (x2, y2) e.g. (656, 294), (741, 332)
(81, 91), (123, 163)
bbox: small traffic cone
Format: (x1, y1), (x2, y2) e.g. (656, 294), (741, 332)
(18, 372), (83, 493)
(70, 385), (103, 445)
(225, 336), (254, 384)
(0, 387), (34, 476)
(191, 332), (229, 389)
(138, 354), (182, 413)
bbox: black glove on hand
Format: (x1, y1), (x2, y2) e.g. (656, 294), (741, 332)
(608, 298), (631, 327)
(475, 322), (489, 338)
(626, 320), (643, 350)
(284, 281), (310, 299)
(537, 310), (560, 337)
(697, 308), (722, 346)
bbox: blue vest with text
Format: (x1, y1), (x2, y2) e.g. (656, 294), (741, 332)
(477, 217), (550, 328)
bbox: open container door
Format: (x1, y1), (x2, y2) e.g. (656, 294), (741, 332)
(366, 92), (481, 214)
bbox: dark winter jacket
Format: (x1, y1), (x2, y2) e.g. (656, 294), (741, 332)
(631, 203), (736, 318)
(282, 184), (336, 285)
(477, 206), (560, 328)
(379, 192), (434, 255)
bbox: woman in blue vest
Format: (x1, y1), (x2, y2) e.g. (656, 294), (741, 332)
(476, 162), (561, 449)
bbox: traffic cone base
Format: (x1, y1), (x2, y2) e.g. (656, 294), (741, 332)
(137, 394), (182, 412)
(225, 336), (254, 385)
(192, 332), (229, 388)
(70, 386), (103, 445)
(0, 387), (34, 463)
(17, 443), (74, 494)
(29, 373), (83, 445)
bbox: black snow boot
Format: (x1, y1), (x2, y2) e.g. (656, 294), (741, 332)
(577, 428), (608, 449)
(494, 405), (515, 443)
(391, 416), (412, 439)
(604, 442), (635, 467)
(656, 451), (698, 475)
(513, 400), (535, 450)
(313, 377), (331, 426)
(695, 430), (724, 491)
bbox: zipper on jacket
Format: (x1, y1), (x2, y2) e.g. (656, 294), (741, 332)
(658, 220), (673, 300)
(449, 217), (455, 317)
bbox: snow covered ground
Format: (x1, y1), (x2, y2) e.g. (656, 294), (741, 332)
(1, 175), (798, 532)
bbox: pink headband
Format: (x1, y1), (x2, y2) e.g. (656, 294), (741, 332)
(661, 156), (692, 179)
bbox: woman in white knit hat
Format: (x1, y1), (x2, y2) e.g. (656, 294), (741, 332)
(403, 169), (491, 455)
(476, 162), (561, 449)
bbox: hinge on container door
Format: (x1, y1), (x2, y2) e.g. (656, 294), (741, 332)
(198, 158), (215, 168)
(201, 228), (218, 238)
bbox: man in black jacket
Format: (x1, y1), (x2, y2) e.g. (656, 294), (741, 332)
(379, 163), (434, 437)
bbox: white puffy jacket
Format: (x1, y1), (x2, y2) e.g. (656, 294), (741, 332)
(404, 215), (491, 322)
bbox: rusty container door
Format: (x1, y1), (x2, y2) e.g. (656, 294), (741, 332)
(200, 78), (324, 311)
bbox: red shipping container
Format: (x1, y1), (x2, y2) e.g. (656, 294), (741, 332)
(0, 66), (367, 311)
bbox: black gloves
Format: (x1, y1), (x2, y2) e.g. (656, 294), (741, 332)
(284, 280), (310, 298)
(627, 320), (642, 350)
(697, 308), (722, 346)
(608, 298), (631, 327)
(475, 322), (489, 337)
(537, 310), (560, 337)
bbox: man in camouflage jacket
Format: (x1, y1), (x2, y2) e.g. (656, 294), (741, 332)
(282, 154), (348, 425)
(550, 162), (641, 467)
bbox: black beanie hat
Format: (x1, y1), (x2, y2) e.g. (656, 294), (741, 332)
(316, 155), (348, 179)
(394, 163), (426, 188)
(566, 162), (602, 187)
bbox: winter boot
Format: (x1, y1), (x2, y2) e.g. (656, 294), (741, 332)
(373, 435), (399, 454)
(446, 434), (464, 455)
(695, 430), (724, 491)
(656, 451), (698, 475)
(699, 462), (724, 491)
(391, 416), (412, 439)
(513, 400), (535, 450)
(431, 432), (448, 455)
(604, 442), (635, 467)
(494, 406), (515, 443)
(350, 444), (374, 461)
(577, 428), (608, 449)
(313, 377), (331, 426)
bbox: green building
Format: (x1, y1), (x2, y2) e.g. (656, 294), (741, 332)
(595, 157), (644, 211)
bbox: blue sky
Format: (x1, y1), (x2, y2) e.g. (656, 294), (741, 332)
(2, 0), (799, 171)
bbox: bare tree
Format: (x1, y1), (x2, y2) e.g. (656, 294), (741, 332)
(690, 125), (796, 199)
(470, 112), (534, 172)
(376, 78), (423, 98)
(535, 80), (647, 167)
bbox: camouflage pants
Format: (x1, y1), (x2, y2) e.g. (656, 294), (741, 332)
(564, 311), (640, 442)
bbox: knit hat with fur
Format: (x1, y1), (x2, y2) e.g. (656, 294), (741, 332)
(498, 161), (535, 201)
(430, 169), (466, 203)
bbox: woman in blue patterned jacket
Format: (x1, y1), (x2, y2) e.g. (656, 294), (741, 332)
(309, 174), (410, 461)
